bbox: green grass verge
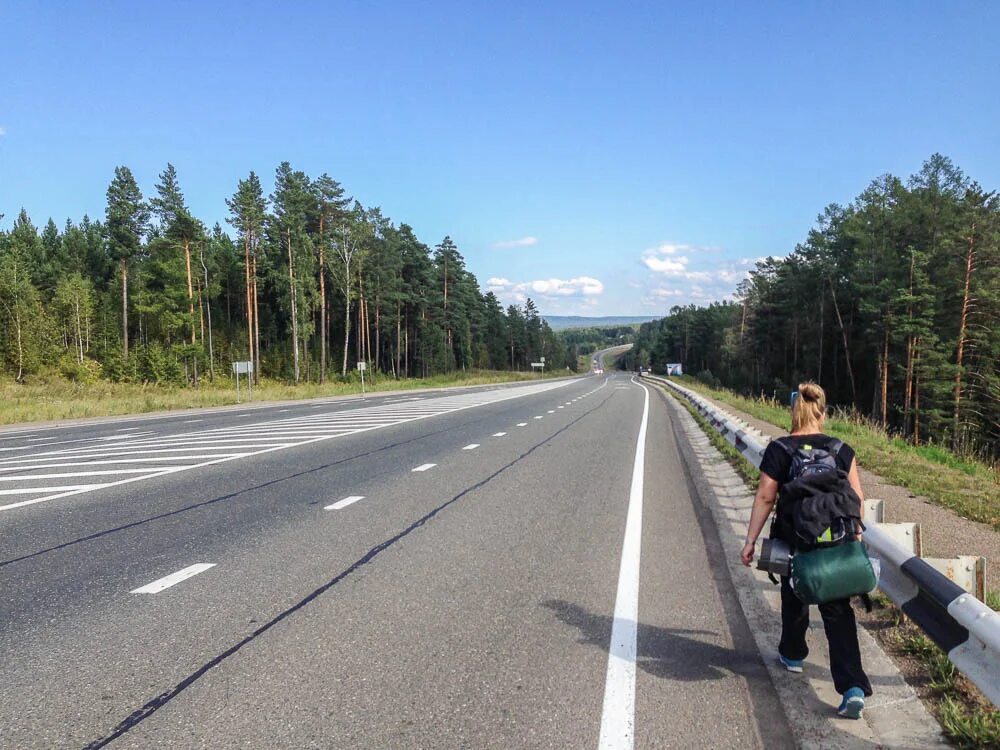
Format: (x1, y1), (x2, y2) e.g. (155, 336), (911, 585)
(674, 377), (1000, 532)
(0, 369), (569, 425)
(882, 591), (1000, 749)
(658, 384), (759, 487)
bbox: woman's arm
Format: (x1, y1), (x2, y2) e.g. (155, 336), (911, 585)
(741, 473), (779, 566)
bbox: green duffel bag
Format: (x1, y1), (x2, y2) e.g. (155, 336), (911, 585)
(790, 541), (877, 605)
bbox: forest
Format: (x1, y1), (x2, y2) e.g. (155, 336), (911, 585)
(0, 163), (576, 389)
(629, 155), (1000, 459)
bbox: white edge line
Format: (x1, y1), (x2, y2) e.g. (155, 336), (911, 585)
(131, 563), (216, 594)
(598, 377), (649, 749)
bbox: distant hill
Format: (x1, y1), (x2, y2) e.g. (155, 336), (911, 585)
(542, 315), (657, 331)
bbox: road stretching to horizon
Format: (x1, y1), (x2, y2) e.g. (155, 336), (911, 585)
(0, 358), (788, 748)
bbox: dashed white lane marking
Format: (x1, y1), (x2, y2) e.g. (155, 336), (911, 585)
(598, 378), (650, 749)
(183, 419), (203, 423)
(558, 406), (564, 409)
(412, 463), (437, 472)
(131, 563), (216, 594)
(492, 432), (507, 437)
(278, 409), (290, 412)
(534, 416), (544, 420)
(462, 444), (480, 451)
(325, 495), (365, 510)
(516, 423), (528, 427)
(547, 410), (555, 414)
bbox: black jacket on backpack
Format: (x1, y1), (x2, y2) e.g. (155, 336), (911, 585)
(760, 435), (862, 550)
(774, 470), (863, 550)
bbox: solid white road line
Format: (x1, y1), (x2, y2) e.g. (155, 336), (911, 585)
(492, 432), (507, 437)
(462, 444), (480, 450)
(412, 463), (437, 472)
(183, 419), (203, 423)
(131, 563), (216, 594)
(598, 378), (649, 750)
(325, 495), (365, 510)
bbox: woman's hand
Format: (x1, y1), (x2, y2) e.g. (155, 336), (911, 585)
(740, 540), (756, 567)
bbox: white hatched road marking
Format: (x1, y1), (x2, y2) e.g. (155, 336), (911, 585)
(412, 463), (437, 472)
(131, 563), (216, 594)
(325, 496), (365, 510)
(0, 379), (577, 512)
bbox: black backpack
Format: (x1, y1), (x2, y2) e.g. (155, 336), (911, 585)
(782, 437), (843, 482)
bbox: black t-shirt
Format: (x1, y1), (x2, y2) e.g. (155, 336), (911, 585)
(759, 434), (856, 485)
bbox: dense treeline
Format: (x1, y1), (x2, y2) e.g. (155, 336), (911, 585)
(0, 163), (575, 386)
(630, 155), (1000, 458)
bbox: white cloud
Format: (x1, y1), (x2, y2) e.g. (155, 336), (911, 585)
(651, 287), (685, 298)
(484, 275), (605, 301)
(683, 271), (712, 282)
(492, 236), (538, 249)
(643, 253), (689, 275)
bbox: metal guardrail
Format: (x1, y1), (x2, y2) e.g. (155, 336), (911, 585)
(645, 373), (1000, 707)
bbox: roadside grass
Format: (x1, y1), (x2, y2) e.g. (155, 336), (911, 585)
(675, 377), (1000, 532)
(874, 591), (1000, 750)
(0, 369), (569, 426)
(660, 385), (760, 487)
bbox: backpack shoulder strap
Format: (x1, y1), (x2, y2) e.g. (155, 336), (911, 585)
(773, 436), (796, 455)
(827, 438), (844, 456)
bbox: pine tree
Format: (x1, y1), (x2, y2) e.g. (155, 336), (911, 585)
(104, 166), (149, 358)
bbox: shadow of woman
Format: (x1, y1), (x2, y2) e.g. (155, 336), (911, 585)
(542, 599), (762, 682)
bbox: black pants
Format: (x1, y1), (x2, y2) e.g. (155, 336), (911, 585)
(779, 577), (873, 696)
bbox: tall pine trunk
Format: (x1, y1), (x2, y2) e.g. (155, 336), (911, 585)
(952, 224), (976, 449)
(121, 258), (129, 357)
(287, 228), (300, 383)
(184, 237), (195, 344)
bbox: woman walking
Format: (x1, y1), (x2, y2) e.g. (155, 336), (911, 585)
(740, 382), (873, 719)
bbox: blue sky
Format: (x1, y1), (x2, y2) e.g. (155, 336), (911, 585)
(1, 1), (997, 316)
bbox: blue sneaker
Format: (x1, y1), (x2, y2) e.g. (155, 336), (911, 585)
(778, 653), (803, 673)
(837, 687), (865, 719)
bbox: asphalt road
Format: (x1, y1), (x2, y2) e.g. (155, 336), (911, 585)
(0, 373), (786, 749)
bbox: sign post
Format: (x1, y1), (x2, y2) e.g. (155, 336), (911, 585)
(357, 361), (367, 399)
(231, 361), (253, 403)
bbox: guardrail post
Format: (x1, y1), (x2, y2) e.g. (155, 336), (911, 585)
(923, 556), (986, 601)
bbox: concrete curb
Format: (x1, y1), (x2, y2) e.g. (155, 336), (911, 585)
(662, 390), (946, 749)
